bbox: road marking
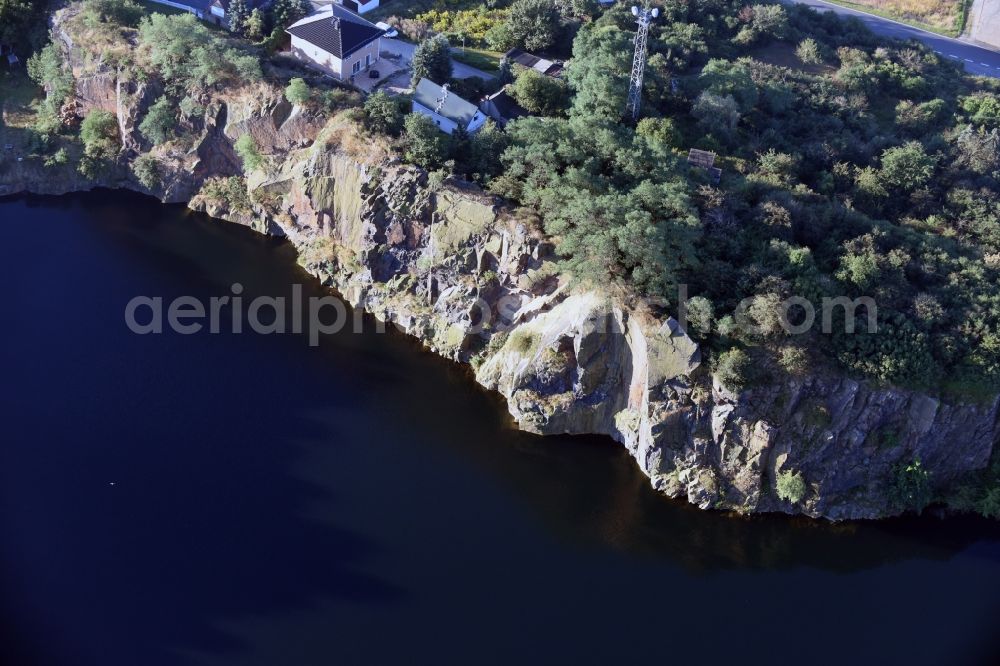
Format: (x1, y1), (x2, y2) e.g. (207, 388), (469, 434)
(965, 58), (974, 62)
(948, 54), (959, 59)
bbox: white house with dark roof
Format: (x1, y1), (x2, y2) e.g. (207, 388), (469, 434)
(412, 79), (487, 135)
(286, 5), (384, 80)
(145, 0), (270, 28)
(331, 0), (380, 15)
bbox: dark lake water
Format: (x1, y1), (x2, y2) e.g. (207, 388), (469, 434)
(2, 190), (1000, 666)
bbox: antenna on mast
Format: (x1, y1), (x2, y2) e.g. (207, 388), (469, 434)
(625, 3), (659, 121)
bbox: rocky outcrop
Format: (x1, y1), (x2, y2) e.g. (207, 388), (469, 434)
(5, 10), (998, 520)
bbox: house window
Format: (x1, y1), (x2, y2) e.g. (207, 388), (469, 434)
(365, 54), (371, 67)
(352, 60), (361, 74)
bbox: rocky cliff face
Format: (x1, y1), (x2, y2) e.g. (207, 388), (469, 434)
(5, 15), (997, 520)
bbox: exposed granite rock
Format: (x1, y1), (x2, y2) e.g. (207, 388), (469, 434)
(5, 12), (998, 521)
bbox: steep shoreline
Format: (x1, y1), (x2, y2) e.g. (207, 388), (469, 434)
(3, 9), (998, 520)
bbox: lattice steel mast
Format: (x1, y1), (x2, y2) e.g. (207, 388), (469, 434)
(625, 4), (659, 121)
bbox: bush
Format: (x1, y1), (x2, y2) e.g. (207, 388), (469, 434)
(139, 96), (175, 145)
(509, 67), (567, 116)
(83, 0), (143, 27)
(44, 148), (69, 168)
(412, 34), (453, 85)
(714, 348), (755, 392)
(778, 345), (809, 375)
(199, 176), (252, 213)
(363, 91), (404, 136)
(80, 110), (120, 159)
(502, 0), (560, 52)
(403, 113), (450, 169)
(776, 470), (807, 504)
(234, 134), (264, 171)
(27, 43), (74, 117)
(890, 458), (932, 513)
(796, 38), (823, 65)
(133, 154), (162, 189)
(138, 14), (261, 94)
(284, 78), (311, 105)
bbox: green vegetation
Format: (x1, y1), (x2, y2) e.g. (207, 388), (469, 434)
(132, 153), (161, 188)
(890, 458), (933, 513)
(403, 113), (451, 169)
(138, 13), (260, 94)
(78, 109), (120, 178)
(138, 96), (175, 145)
(284, 77), (311, 105)
(509, 66), (568, 116)
(234, 134), (264, 171)
(714, 348), (755, 392)
(198, 176), (252, 213)
(412, 34), (454, 84)
(776, 470), (807, 503)
(363, 91), (405, 136)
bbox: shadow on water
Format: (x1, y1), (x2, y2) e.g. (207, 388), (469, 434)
(2, 190), (999, 666)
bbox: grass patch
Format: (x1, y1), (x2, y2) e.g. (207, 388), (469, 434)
(451, 47), (502, 75)
(139, 0), (198, 18)
(815, 0), (969, 37)
(0, 73), (42, 130)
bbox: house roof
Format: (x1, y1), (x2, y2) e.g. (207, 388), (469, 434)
(413, 78), (480, 127)
(504, 48), (563, 77)
(286, 5), (384, 60)
(481, 89), (528, 124)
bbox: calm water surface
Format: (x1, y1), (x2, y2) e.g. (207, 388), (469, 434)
(2, 191), (999, 666)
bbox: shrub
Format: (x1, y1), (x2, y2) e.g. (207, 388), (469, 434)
(284, 78), (311, 105)
(776, 470), (806, 504)
(509, 67), (567, 116)
(411, 34), (453, 85)
(714, 348), (754, 392)
(138, 14), (261, 94)
(80, 110), (120, 159)
(502, 0), (560, 52)
(234, 134), (264, 171)
(199, 176), (252, 213)
(83, 0), (143, 27)
(778, 346), (809, 375)
(795, 38), (822, 65)
(363, 91), (404, 136)
(44, 148), (69, 168)
(403, 113), (450, 169)
(139, 96), (175, 145)
(890, 458), (932, 513)
(133, 154), (162, 189)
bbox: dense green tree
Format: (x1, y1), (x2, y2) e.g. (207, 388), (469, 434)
(83, 0), (143, 27)
(404, 114), (450, 169)
(227, 0), (249, 35)
(508, 67), (567, 116)
(879, 142), (936, 191)
(795, 38), (822, 64)
(26, 42), (74, 117)
(133, 154), (162, 189)
(80, 110), (120, 159)
(284, 77), (311, 105)
(502, 0), (561, 52)
(138, 14), (261, 93)
(244, 8), (267, 41)
(139, 96), (175, 145)
(363, 91), (404, 136)
(411, 34), (453, 84)
(271, 0), (311, 29)
(776, 470), (807, 503)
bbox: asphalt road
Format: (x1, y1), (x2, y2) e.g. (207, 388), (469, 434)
(790, 0), (1000, 78)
